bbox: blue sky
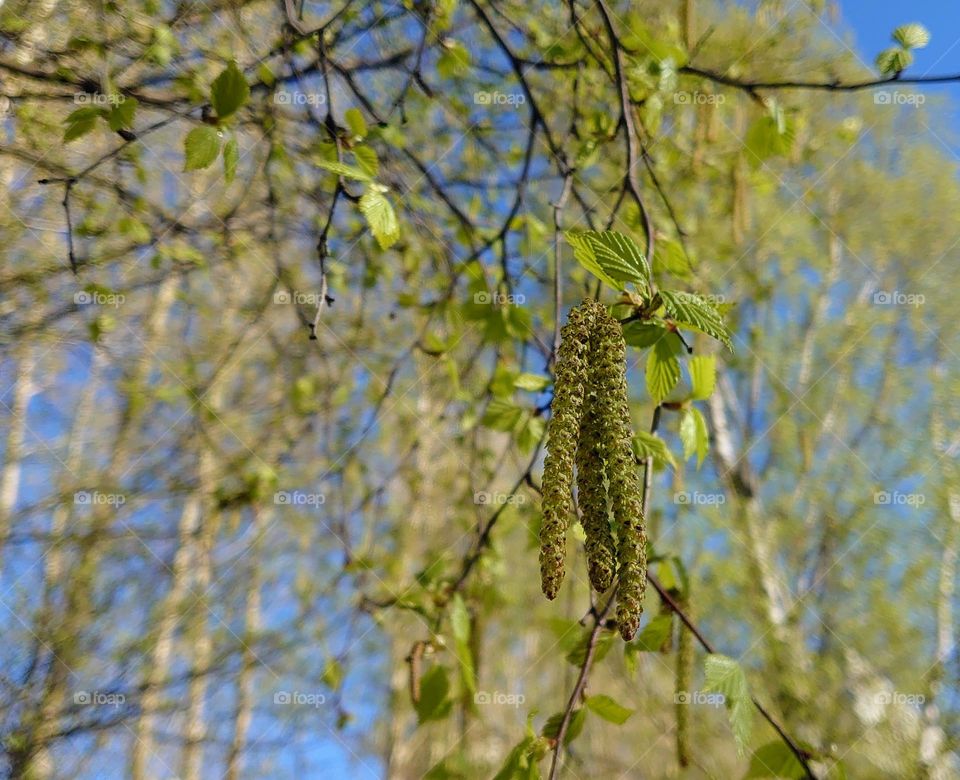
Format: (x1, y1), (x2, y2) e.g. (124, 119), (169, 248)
(841, 0), (960, 84)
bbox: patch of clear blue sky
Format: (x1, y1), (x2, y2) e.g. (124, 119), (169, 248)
(839, 0), (960, 130)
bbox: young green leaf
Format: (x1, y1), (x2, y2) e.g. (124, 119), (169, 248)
(623, 321), (668, 348)
(564, 230), (650, 292)
(63, 106), (104, 142)
(345, 107), (368, 139)
(745, 741), (807, 779)
(893, 23), (930, 50)
(222, 136), (239, 183)
(415, 665), (453, 723)
(585, 694), (634, 724)
(211, 60), (250, 120)
(703, 654), (753, 755)
(359, 186), (400, 249)
(876, 46), (912, 76)
(183, 126), (221, 171)
(438, 40), (471, 78)
(542, 709), (586, 744)
(632, 430), (677, 469)
(659, 290), (732, 350)
(688, 355), (716, 400)
(354, 145), (379, 177)
(106, 96), (137, 131)
(449, 594), (476, 696)
(513, 373), (550, 392)
(646, 336), (681, 403)
(482, 399), (524, 432)
(316, 158), (374, 181)
(630, 612), (673, 651)
(680, 406), (709, 467)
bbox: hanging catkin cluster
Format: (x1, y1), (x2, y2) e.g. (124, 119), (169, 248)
(539, 299), (648, 640)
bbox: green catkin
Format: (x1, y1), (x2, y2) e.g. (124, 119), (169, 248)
(576, 301), (617, 593)
(675, 592), (694, 768)
(592, 307), (647, 640)
(539, 302), (594, 599)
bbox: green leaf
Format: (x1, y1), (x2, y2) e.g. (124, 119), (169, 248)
(565, 629), (615, 667)
(359, 186), (400, 249)
(585, 694), (634, 724)
(183, 126), (221, 171)
(354, 145), (379, 177)
(564, 230), (649, 292)
(688, 355), (716, 400)
(415, 665), (453, 724)
(745, 741), (807, 778)
(745, 114), (795, 165)
(518, 414), (545, 454)
(316, 158), (374, 181)
(106, 96), (137, 131)
(482, 399), (524, 432)
(222, 136), (239, 183)
(63, 107), (104, 142)
(438, 40), (471, 78)
(210, 60), (250, 120)
(450, 594), (476, 696)
(893, 23), (929, 50)
(631, 612), (673, 651)
(345, 107), (368, 138)
(704, 654), (753, 755)
(632, 430), (677, 469)
(450, 593), (470, 644)
(646, 336), (681, 403)
(876, 46), (912, 76)
(680, 406), (710, 468)
(679, 406), (709, 467)
(542, 709), (586, 744)
(623, 321), (668, 348)
(659, 290), (732, 349)
(514, 373), (550, 392)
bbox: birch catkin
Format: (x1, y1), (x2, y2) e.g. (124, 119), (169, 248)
(591, 306), (647, 640)
(540, 300), (647, 639)
(539, 302), (594, 600)
(576, 301), (617, 592)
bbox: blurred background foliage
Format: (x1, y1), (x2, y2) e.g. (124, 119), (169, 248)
(0, 0), (958, 777)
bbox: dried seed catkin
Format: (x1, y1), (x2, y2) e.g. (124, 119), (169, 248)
(539, 302), (594, 599)
(576, 302), (617, 593)
(592, 307), (647, 640)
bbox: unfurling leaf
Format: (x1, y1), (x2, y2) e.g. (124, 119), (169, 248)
(359, 186), (400, 249)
